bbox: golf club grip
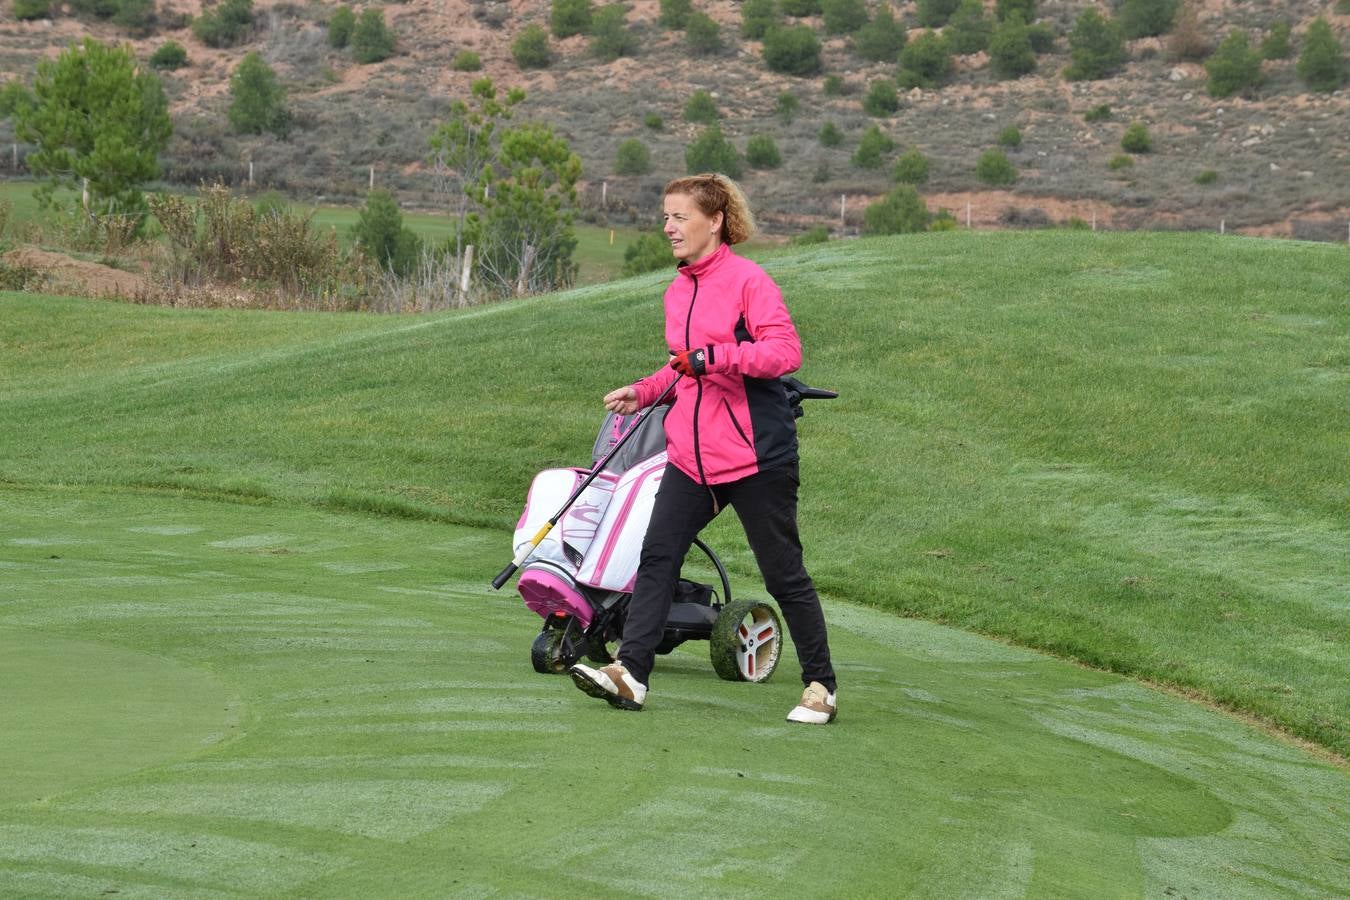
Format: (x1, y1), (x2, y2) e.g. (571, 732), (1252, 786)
(490, 562), (518, 591)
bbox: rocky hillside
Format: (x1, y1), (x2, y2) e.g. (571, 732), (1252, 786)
(1, 0), (1348, 237)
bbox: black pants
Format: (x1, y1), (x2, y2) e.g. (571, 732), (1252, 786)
(618, 461), (836, 693)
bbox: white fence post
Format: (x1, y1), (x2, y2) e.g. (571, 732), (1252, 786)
(966, 202), (971, 228)
(839, 194), (845, 229)
(459, 244), (474, 298)
(369, 166), (375, 190)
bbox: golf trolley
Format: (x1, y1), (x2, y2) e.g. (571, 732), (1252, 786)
(491, 375), (836, 683)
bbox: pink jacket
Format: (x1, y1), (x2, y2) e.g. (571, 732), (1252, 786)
(631, 243), (802, 485)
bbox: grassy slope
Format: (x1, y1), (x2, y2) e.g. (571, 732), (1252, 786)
(0, 230), (1346, 760)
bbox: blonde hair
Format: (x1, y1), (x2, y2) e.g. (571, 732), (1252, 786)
(664, 173), (757, 245)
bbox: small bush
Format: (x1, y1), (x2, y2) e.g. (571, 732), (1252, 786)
(1167, 0), (1207, 60)
(13, 0), (51, 20)
(780, 0), (821, 15)
(1064, 8), (1125, 81)
(745, 134), (783, 169)
(865, 185), (930, 234)
(659, 0), (691, 30)
(740, 0), (778, 40)
(763, 24), (823, 76)
(947, 0), (992, 54)
(995, 0), (1033, 23)
(1121, 121), (1152, 153)
(1119, 0), (1178, 40)
(791, 225), (830, 245)
(1026, 23), (1055, 53)
(1205, 29), (1262, 98)
(854, 6), (907, 62)
(1296, 18), (1347, 93)
(892, 146), (929, 184)
(354, 189), (421, 276)
(193, 0), (253, 48)
(823, 75), (847, 96)
(822, 0), (868, 35)
(1084, 103), (1111, 123)
(819, 121), (844, 147)
(644, 113), (664, 130)
(898, 30), (952, 88)
(1260, 21), (1291, 60)
(931, 207), (958, 231)
(683, 89), (719, 124)
(776, 91), (800, 125)
(997, 125), (1022, 147)
(149, 41), (189, 70)
(917, 0), (960, 28)
(615, 138), (651, 175)
(863, 79), (900, 116)
(328, 5), (355, 48)
(1108, 153), (1134, 170)
(228, 52), (289, 138)
(685, 12), (723, 55)
(352, 8), (397, 64)
(453, 50), (483, 71)
(851, 124), (895, 169)
(1194, 169), (1218, 185)
(975, 148), (1017, 185)
(512, 25), (552, 69)
(989, 13), (1037, 79)
(551, 0), (593, 38)
(591, 4), (638, 61)
(685, 125), (742, 177)
(0, 82), (34, 119)
(622, 231), (673, 276)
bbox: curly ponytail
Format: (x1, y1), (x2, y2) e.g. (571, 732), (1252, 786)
(663, 172), (757, 245)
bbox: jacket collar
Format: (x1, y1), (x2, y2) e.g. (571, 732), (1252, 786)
(676, 242), (732, 279)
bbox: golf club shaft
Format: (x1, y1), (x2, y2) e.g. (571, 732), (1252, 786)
(490, 374), (683, 590)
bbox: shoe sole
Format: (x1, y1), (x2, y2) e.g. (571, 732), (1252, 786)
(569, 668), (643, 711)
(787, 710), (836, 724)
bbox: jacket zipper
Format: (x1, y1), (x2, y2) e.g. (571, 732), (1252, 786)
(685, 272), (718, 512)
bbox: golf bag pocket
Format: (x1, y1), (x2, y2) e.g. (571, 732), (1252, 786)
(514, 468), (619, 568)
(592, 405), (670, 474)
(575, 453), (667, 592)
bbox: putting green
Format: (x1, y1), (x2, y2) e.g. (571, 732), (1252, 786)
(0, 631), (239, 807)
(0, 487), (1344, 897)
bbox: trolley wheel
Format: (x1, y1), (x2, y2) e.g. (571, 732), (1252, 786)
(530, 617), (585, 674)
(709, 599), (782, 683)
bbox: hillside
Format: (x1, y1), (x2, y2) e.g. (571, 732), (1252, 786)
(1, 0), (1348, 237)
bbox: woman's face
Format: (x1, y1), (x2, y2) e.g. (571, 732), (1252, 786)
(663, 192), (723, 263)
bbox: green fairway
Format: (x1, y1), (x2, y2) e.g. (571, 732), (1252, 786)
(0, 229), (1346, 894)
(0, 488), (1345, 896)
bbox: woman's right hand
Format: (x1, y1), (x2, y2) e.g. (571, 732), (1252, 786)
(603, 386), (639, 415)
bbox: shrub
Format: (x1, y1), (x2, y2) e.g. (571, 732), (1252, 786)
(228, 52), (289, 138)
(1108, 153), (1133, 170)
(931, 207), (958, 231)
(1194, 169), (1218, 185)
(1260, 21), (1291, 60)
(997, 125), (1021, 147)
(822, 0), (867, 35)
(1119, 0), (1178, 40)
(917, 0), (960, 28)
(328, 5), (355, 48)
(659, 0), (691, 30)
(892, 146), (929, 184)
(779, 0), (820, 15)
(1064, 8), (1125, 81)
(989, 13), (1037, 78)
(685, 12), (723, 55)
(1084, 103), (1111, 123)
(994, 0), (1033, 23)
(512, 25), (552, 69)
(591, 4), (638, 61)
(622, 231), (673, 276)
(946, 0), (992, 54)
(352, 8), (397, 64)
(823, 75), (847, 95)
(763, 24), (823, 75)
(863, 79), (899, 116)
(740, 0), (778, 40)
(149, 41), (189, 70)
(864, 185), (929, 234)
(851, 124), (894, 168)
(685, 125), (742, 177)
(1121, 121), (1152, 153)
(1205, 29), (1262, 98)
(354, 189), (421, 276)
(776, 91), (800, 124)
(551, 0), (592, 38)
(975, 148), (1017, 184)
(683, 89), (719, 124)
(0, 82), (34, 119)
(791, 224), (830, 244)
(13, 0), (51, 20)
(1296, 18), (1347, 93)
(614, 138), (651, 175)
(453, 50), (483, 71)
(644, 113), (663, 130)
(854, 6), (906, 62)
(192, 0), (253, 48)
(898, 30), (952, 88)
(1026, 22), (1055, 53)
(819, 121), (843, 147)
(1167, 0), (1207, 61)
(745, 134), (782, 169)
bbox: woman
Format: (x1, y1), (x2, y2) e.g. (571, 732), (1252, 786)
(568, 173), (838, 724)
